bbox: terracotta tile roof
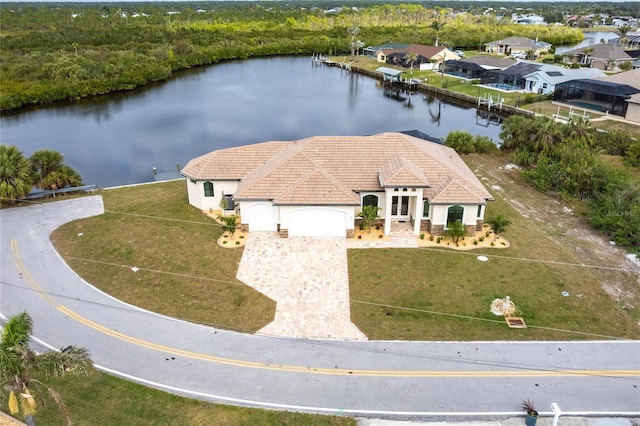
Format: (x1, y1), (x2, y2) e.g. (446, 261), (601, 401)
(379, 154), (430, 187)
(184, 133), (493, 206)
(181, 141), (291, 180)
(274, 169), (360, 205)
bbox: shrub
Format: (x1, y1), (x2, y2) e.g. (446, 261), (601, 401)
(419, 233), (425, 240)
(445, 131), (475, 154)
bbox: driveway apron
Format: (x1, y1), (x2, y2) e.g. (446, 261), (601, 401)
(237, 232), (367, 340)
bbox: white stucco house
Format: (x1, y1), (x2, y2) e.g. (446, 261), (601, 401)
(523, 65), (606, 95)
(181, 132), (494, 238)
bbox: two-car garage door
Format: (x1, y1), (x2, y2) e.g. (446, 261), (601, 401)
(287, 208), (347, 237)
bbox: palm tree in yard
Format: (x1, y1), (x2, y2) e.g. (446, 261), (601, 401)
(0, 145), (34, 203)
(29, 149), (82, 191)
(1, 311), (93, 425)
(486, 215), (511, 241)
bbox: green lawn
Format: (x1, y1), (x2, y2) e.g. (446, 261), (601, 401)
(22, 153), (640, 425)
(31, 372), (354, 426)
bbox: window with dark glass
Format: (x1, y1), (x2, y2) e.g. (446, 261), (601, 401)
(423, 200), (430, 217)
(446, 205), (464, 227)
(477, 205), (482, 218)
(204, 181), (214, 197)
(363, 194), (379, 208)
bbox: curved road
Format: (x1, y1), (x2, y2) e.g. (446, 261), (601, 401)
(1, 197), (638, 420)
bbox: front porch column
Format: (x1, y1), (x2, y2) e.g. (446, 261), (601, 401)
(413, 189), (424, 235)
(384, 190), (392, 235)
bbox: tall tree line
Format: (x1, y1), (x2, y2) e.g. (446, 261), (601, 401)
(0, 2), (584, 110)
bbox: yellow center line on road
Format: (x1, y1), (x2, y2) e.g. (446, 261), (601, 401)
(11, 239), (640, 379)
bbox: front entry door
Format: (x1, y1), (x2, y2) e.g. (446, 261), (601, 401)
(391, 196), (409, 219)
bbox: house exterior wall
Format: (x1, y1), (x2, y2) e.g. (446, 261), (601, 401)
(525, 74), (554, 94)
(428, 203), (485, 236)
(626, 102), (640, 123)
(185, 179), (239, 211)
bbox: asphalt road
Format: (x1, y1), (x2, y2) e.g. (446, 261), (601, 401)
(1, 197), (638, 420)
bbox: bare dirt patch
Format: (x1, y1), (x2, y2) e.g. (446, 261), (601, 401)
(466, 154), (640, 323)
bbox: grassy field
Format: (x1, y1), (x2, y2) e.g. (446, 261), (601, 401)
(51, 181), (276, 333)
(32, 372), (354, 426)
(349, 155), (640, 340)
(51, 162), (640, 341)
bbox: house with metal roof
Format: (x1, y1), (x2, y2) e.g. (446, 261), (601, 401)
(181, 132), (493, 238)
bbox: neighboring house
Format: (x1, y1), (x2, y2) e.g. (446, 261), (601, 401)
(596, 68), (640, 122)
(377, 44), (460, 67)
(463, 56), (517, 70)
(363, 43), (408, 58)
(625, 93), (640, 122)
(480, 61), (544, 91)
(553, 70), (640, 119)
(484, 36), (551, 57)
(523, 65), (606, 94)
(561, 43), (633, 71)
(443, 60), (487, 79)
(513, 14), (546, 25)
(181, 132), (493, 238)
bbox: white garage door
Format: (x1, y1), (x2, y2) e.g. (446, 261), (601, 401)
(246, 203), (278, 232)
(288, 208), (346, 237)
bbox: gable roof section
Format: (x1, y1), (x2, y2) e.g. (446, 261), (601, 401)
(428, 177), (488, 204)
(378, 155), (430, 187)
(274, 168), (360, 205)
(185, 133), (493, 206)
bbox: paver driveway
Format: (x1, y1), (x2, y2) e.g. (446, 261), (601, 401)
(237, 232), (367, 340)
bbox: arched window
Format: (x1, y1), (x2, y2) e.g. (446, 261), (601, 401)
(203, 181), (214, 197)
(423, 200), (430, 218)
(362, 194), (379, 208)
(446, 205), (464, 227)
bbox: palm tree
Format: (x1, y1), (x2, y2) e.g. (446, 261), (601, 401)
(0, 145), (34, 203)
(431, 20), (444, 47)
(486, 215), (511, 240)
(1, 311), (93, 425)
(581, 46), (595, 65)
(29, 149), (82, 191)
(347, 26), (360, 57)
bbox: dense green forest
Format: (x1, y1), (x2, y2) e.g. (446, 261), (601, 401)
(0, 1), (591, 109)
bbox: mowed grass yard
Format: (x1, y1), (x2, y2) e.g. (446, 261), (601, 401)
(51, 181), (276, 333)
(350, 153), (640, 341)
(51, 159), (640, 341)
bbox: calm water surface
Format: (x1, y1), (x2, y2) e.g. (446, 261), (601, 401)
(1, 56), (503, 188)
(555, 31), (619, 54)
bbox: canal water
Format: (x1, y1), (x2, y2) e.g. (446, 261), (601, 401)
(1, 56), (504, 188)
(554, 31), (619, 54)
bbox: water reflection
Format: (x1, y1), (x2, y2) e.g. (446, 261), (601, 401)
(2, 56), (504, 188)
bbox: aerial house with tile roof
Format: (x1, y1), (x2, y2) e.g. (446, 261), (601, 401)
(181, 132), (493, 238)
